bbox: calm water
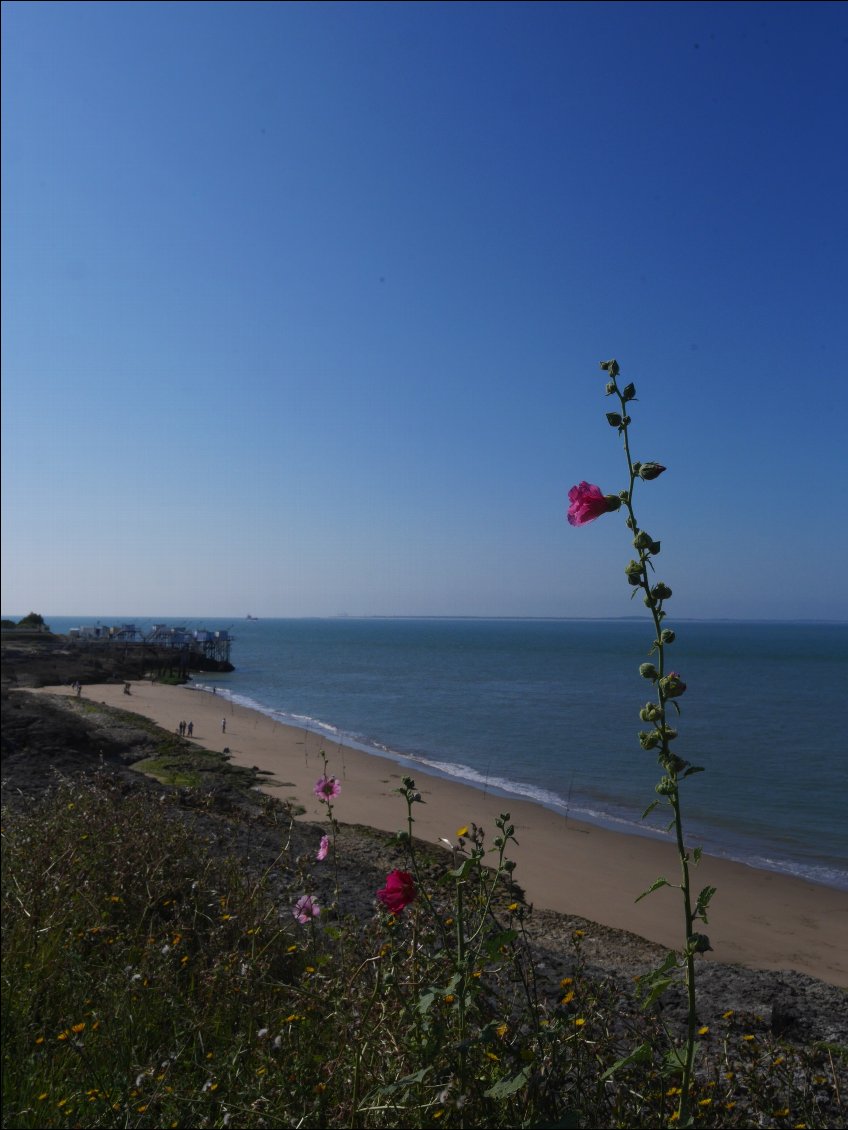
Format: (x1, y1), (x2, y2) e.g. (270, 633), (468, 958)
(44, 616), (848, 890)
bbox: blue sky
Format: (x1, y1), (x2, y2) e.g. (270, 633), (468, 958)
(2, 0), (846, 620)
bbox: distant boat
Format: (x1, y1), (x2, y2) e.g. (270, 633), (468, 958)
(246, 615), (259, 621)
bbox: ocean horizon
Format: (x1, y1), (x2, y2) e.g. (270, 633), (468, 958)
(32, 615), (848, 892)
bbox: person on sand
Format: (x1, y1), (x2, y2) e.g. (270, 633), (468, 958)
(221, 717), (226, 734)
(187, 721), (193, 737)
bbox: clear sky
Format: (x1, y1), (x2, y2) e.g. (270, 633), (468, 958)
(2, 0), (846, 620)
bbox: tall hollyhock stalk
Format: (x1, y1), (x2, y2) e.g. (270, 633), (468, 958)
(568, 359), (715, 1126)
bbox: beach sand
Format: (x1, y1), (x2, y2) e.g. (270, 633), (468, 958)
(38, 682), (848, 988)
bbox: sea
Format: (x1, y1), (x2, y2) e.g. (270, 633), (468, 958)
(43, 616), (848, 892)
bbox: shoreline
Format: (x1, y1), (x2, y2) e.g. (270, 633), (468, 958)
(35, 682), (848, 988)
(195, 683), (848, 893)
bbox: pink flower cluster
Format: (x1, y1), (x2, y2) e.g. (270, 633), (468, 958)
(316, 834), (330, 862)
(377, 869), (417, 914)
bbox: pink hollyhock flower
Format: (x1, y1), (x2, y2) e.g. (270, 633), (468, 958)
(292, 894), (321, 923)
(377, 869), (417, 914)
(316, 834), (330, 862)
(567, 481), (619, 526)
(313, 775), (341, 802)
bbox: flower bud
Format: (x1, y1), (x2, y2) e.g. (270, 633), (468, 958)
(651, 582), (672, 601)
(688, 933), (712, 954)
(605, 381), (616, 395)
(638, 729), (661, 750)
(660, 628), (676, 644)
(633, 531), (653, 550)
(625, 560), (644, 586)
(638, 462), (666, 481)
(639, 663), (658, 681)
(640, 702), (662, 722)
(655, 776), (676, 796)
(599, 359), (620, 377)
(621, 382), (636, 401)
(606, 412), (623, 427)
(659, 672), (687, 699)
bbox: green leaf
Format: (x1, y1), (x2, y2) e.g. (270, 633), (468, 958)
(374, 1066), (432, 1098)
(484, 1067), (530, 1098)
(694, 884), (717, 923)
(641, 799), (660, 820)
(641, 976), (673, 1009)
(635, 876), (673, 902)
(692, 846), (702, 865)
(682, 765), (704, 778)
(600, 1042), (652, 1081)
(482, 928), (518, 958)
(417, 988), (437, 1015)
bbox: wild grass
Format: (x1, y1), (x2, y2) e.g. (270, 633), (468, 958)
(2, 771), (844, 1129)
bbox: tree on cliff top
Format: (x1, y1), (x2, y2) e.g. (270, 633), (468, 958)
(17, 612), (50, 631)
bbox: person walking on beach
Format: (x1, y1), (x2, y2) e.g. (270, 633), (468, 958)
(221, 717), (226, 734)
(187, 721), (193, 738)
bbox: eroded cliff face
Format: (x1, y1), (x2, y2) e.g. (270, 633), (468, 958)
(1, 631), (233, 690)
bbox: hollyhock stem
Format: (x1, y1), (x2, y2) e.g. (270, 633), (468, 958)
(605, 364), (700, 1125)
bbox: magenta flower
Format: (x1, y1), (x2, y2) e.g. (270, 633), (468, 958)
(377, 870), (417, 914)
(313, 775), (341, 802)
(316, 834), (330, 862)
(293, 894), (321, 923)
(567, 481), (619, 526)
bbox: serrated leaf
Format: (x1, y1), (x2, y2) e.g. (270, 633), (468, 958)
(635, 876), (672, 903)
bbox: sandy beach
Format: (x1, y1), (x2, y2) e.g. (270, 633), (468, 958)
(37, 681), (848, 989)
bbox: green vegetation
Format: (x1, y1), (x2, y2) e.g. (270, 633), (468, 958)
(2, 772), (843, 1129)
(16, 612), (50, 631)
